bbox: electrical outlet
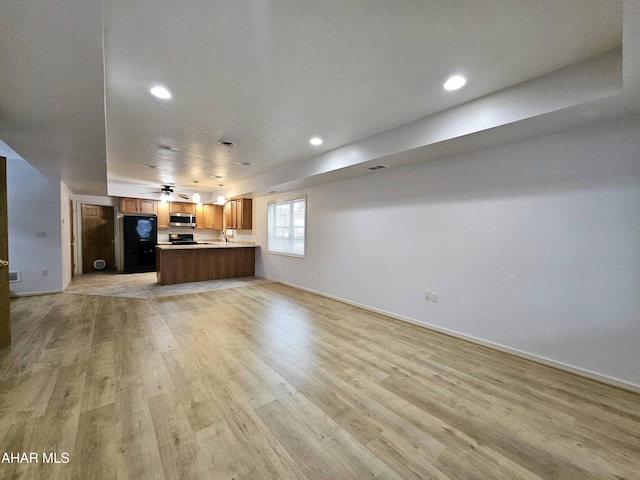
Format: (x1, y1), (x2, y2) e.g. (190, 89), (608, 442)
(35, 231), (46, 237)
(42, 269), (49, 276)
(424, 291), (431, 301)
(431, 292), (438, 303)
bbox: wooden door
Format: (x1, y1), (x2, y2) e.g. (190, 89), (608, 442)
(0, 156), (10, 347)
(81, 204), (116, 273)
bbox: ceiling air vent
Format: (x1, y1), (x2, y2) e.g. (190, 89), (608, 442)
(368, 164), (389, 171)
(156, 144), (178, 151)
(9, 271), (21, 283)
(218, 140), (235, 147)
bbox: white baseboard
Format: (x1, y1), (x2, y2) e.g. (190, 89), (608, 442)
(263, 276), (640, 394)
(10, 289), (63, 298)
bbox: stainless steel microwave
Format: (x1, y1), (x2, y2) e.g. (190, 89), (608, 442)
(169, 213), (196, 228)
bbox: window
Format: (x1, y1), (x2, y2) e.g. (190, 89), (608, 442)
(267, 197), (306, 257)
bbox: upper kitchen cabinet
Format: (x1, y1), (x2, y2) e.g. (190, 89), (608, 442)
(196, 204), (223, 230)
(169, 202), (196, 214)
(157, 201), (170, 229)
(225, 198), (252, 230)
(120, 197), (157, 215)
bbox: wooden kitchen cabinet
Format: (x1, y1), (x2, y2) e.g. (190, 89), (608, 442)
(139, 199), (157, 214)
(169, 202), (196, 214)
(156, 245), (256, 285)
(237, 198), (252, 230)
(195, 203), (204, 229)
(120, 197), (158, 214)
(224, 198), (252, 230)
(157, 201), (170, 228)
(207, 204), (223, 230)
(225, 201), (236, 229)
(196, 204), (223, 230)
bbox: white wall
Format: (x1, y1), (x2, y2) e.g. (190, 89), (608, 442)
(7, 157), (63, 295)
(254, 117), (640, 390)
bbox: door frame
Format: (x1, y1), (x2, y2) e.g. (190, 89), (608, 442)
(69, 199), (75, 278)
(1, 156), (10, 348)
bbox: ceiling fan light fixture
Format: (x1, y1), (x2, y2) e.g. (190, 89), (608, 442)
(159, 185), (177, 202)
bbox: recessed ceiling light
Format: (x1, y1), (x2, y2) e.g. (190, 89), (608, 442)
(150, 86), (172, 99)
(218, 140), (235, 147)
(140, 164), (158, 169)
(443, 75), (466, 91)
(213, 175), (223, 179)
(234, 162), (251, 166)
(310, 137), (323, 146)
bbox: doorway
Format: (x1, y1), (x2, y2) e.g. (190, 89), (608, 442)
(81, 204), (116, 273)
(1, 156), (10, 347)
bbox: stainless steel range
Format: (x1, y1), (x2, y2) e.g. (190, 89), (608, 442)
(169, 233), (198, 245)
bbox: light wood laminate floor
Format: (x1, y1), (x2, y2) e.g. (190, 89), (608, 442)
(2, 282), (639, 479)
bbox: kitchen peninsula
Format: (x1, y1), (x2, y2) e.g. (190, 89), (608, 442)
(156, 243), (257, 285)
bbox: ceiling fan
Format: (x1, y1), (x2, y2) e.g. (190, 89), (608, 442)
(145, 185), (190, 200)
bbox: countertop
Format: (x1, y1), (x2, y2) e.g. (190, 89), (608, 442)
(156, 242), (257, 250)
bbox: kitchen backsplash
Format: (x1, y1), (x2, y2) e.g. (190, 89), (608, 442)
(157, 228), (256, 244)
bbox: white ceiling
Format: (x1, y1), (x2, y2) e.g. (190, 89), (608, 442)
(1, 0), (638, 200)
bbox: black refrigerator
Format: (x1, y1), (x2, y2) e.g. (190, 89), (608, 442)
(123, 215), (158, 273)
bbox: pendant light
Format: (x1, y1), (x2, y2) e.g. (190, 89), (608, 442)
(216, 194), (226, 205)
(192, 181), (201, 205)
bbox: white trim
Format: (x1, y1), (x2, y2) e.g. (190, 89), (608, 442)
(266, 195), (307, 257)
(266, 251), (306, 259)
(262, 276), (640, 394)
(10, 289), (63, 297)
